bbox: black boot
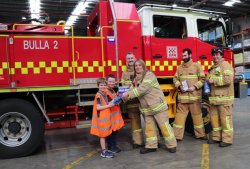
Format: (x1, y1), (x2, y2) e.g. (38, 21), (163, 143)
(168, 147), (177, 153)
(219, 142), (232, 147)
(140, 148), (157, 154)
(132, 144), (143, 149)
(207, 139), (220, 144)
(196, 136), (208, 140)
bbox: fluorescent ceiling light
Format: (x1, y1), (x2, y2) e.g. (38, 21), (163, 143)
(224, 1), (234, 6)
(223, 0), (241, 7)
(29, 0), (41, 23)
(172, 4), (177, 7)
(65, 0), (90, 29)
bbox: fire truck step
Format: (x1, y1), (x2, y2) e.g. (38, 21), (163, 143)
(77, 101), (94, 107)
(76, 120), (92, 128)
(78, 93), (96, 97)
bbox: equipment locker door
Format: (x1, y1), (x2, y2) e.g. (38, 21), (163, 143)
(150, 15), (197, 77)
(12, 36), (71, 87)
(0, 36), (10, 87)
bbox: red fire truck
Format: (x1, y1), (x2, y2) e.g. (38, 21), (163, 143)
(0, 1), (233, 158)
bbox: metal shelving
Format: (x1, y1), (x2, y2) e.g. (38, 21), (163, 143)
(233, 28), (250, 95)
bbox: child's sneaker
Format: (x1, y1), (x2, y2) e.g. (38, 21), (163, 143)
(100, 150), (114, 158)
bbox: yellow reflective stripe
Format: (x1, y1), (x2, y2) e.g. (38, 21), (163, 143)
(121, 79), (132, 85)
(175, 81), (181, 86)
(197, 81), (203, 88)
(209, 96), (234, 101)
(213, 127), (221, 132)
(142, 79), (159, 88)
(133, 88), (139, 97)
(226, 116), (231, 129)
(194, 124), (204, 129)
(218, 77), (223, 86)
(0, 86), (71, 93)
(180, 75), (198, 78)
(164, 122), (175, 141)
(146, 136), (158, 142)
(211, 75), (223, 78)
(223, 128), (234, 133)
(117, 19), (140, 23)
(140, 102), (167, 113)
(178, 95), (201, 100)
(223, 70), (233, 75)
(173, 124), (183, 129)
(133, 129), (142, 133)
(199, 72), (205, 76)
(223, 116), (233, 133)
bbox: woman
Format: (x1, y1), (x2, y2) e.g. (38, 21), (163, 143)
(122, 59), (177, 154)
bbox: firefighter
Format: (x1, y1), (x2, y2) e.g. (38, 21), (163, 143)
(122, 59), (177, 154)
(173, 48), (206, 141)
(121, 52), (143, 148)
(207, 47), (234, 147)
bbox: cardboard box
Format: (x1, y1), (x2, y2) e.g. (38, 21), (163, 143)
(234, 53), (243, 64)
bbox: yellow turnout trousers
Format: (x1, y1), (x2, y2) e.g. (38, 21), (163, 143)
(173, 102), (205, 140)
(144, 110), (177, 149)
(210, 105), (233, 144)
(127, 107), (143, 145)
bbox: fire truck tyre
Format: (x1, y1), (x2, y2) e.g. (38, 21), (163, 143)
(0, 99), (44, 158)
(185, 101), (212, 134)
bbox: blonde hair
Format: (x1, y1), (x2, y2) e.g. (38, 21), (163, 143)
(133, 59), (148, 81)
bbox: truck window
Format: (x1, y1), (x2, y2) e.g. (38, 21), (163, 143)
(153, 15), (187, 39)
(197, 19), (226, 47)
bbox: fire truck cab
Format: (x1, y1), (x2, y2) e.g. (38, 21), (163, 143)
(139, 4), (231, 77)
(0, 1), (233, 158)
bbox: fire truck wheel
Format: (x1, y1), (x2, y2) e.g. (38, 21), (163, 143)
(0, 99), (44, 158)
(185, 100), (212, 134)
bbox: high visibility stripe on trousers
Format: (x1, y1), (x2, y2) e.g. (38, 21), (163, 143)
(223, 116), (233, 133)
(164, 122), (175, 141)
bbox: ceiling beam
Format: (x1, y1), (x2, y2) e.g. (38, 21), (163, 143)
(190, 0), (210, 8)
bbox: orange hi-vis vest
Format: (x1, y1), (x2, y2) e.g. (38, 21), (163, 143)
(106, 88), (124, 131)
(90, 92), (112, 138)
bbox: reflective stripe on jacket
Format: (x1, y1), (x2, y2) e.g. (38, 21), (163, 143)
(106, 88), (124, 131)
(208, 60), (234, 105)
(121, 67), (140, 109)
(127, 71), (168, 114)
(173, 60), (205, 103)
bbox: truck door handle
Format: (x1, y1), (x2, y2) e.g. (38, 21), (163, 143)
(199, 55), (207, 59)
(152, 55), (162, 59)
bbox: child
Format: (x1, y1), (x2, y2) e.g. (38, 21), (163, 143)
(90, 78), (114, 158)
(106, 74), (124, 153)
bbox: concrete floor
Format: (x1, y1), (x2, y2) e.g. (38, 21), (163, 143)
(1, 97), (250, 169)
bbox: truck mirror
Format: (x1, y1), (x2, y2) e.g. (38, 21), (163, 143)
(225, 18), (232, 36)
(225, 18), (233, 46)
(154, 27), (162, 37)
